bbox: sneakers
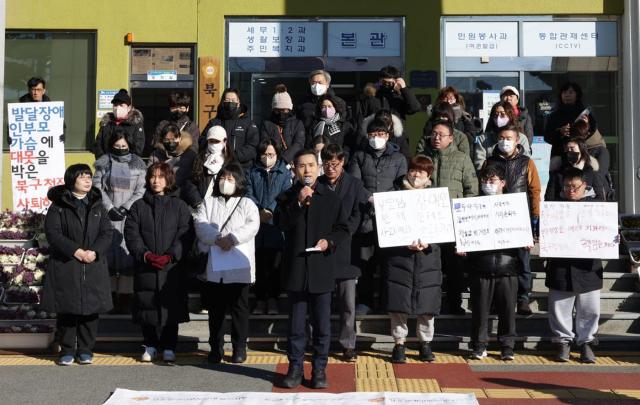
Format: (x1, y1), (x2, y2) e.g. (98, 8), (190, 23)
(419, 342), (435, 362)
(500, 346), (515, 361)
(141, 346), (157, 362)
(469, 344), (487, 360)
(355, 304), (371, 316)
(163, 349), (176, 363)
(252, 300), (266, 315)
(556, 343), (571, 362)
(343, 348), (357, 362)
(58, 354), (74, 366)
(580, 343), (596, 363)
(391, 344), (406, 363)
(267, 298), (279, 315)
(517, 300), (533, 316)
(77, 353), (93, 365)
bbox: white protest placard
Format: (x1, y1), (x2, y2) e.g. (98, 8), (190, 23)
(7, 102), (66, 212)
(452, 193), (533, 253)
(522, 21), (618, 57)
(327, 21), (401, 57)
(445, 21), (519, 57)
(228, 21), (323, 57)
(374, 187), (455, 248)
(539, 201), (619, 259)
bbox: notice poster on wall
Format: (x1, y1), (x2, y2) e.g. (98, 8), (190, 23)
(479, 90), (502, 130)
(7, 102), (66, 212)
(374, 187), (455, 248)
(452, 193), (533, 253)
(539, 201), (619, 259)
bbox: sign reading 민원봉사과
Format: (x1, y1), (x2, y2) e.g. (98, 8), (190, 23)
(374, 187), (455, 248)
(444, 21), (519, 57)
(452, 193), (533, 253)
(7, 102), (66, 212)
(539, 201), (619, 259)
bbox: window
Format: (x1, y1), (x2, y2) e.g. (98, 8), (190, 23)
(4, 31), (97, 150)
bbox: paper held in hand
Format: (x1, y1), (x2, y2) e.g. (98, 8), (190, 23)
(373, 187), (455, 248)
(539, 201), (619, 259)
(452, 192), (533, 253)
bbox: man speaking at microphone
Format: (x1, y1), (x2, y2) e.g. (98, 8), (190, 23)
(275, 149), (349, 389)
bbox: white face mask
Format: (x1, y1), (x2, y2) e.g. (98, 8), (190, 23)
(481, 182), (500, 195)
(494, 116), (509, 128)
(310, 83), (327, 96)
(207, 142), (225, 155)
(219, 180), (236, 196)
(114, 105), (129, 120)
(497, 139), (515, 154)
(261, 155), (277, 168)
(369, 136), (387, 150)
(408, 175), (429, 188)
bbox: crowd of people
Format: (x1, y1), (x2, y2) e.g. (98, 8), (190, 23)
(22, 68), (613, 388)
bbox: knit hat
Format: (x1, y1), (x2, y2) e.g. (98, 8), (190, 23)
(111, 88), (132, 106)
(207, 125), (227, 141)
(272, 84), (293, 110)
(500, 85), (520, 99)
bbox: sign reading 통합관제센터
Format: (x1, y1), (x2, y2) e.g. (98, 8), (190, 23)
(451, 193), (533, 253)
(7, 102), (66, 213)
(539, 201), (619, 259)
(522, 21), (618, 57)
(373, 187), (455, 248)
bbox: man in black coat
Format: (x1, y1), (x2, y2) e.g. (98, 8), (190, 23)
(318, 144), (370, 363)
(275, 149), (349, 389)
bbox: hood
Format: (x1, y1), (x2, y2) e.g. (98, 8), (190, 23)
(491, 143), (526, 161)
(360, 113), (403, 138)
(255, 157), (288, 174)
(94, 153), (147, 172)
(47, 185), (102, 209)
(585, 129), (607, 149)
(153, 132), (193, 155)
(100, 108), (144, 127)
(549, 155), (599, 172)
(367, 140), (400, 156)
(19, 93), (51, 103)
(142, 187), (181, 204)
(395, 175), (431, 191)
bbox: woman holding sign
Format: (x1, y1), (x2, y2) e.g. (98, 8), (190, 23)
(384, 155), (442, 364)
(194, 163), (260, 364)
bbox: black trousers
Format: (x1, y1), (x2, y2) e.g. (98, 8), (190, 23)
(517, 248), (532, 303)
(287, 290), (332, 371)
(254, 247), (281, 301)
(470, 274), (517, 349)
(141, 323), (179, 351)
(57, 313), (99, 357)
(356, 247), (382, 309)
(441, 243), (466, 309)
(203, 282), (250, 354)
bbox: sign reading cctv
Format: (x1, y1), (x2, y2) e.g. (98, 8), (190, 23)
(522, 21), (618, 57)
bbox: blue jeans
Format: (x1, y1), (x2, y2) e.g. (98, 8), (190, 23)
(287, 290), (332, 371)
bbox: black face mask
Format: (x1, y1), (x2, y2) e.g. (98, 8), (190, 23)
(164, 141), (179, 154)
(221, 101), (239, 119)
(170, 111), (186, 121)
(566, 151), (581, 165)
(111, 147), (130, 157)
(380, 82), (395, 93)
(272, 111), (290, 125)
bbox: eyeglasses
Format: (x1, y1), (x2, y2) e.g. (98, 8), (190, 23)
(563, 183), (585, 192)
(323, 161), (342, 168)
(431, 132), (451, 139)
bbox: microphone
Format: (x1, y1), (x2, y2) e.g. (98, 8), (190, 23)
(303, 176), (313, 206)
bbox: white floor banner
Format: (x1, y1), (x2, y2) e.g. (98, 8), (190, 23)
(104, 389), (479, 405)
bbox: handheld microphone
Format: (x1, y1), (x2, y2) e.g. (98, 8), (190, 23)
(303, 177), (313, 206)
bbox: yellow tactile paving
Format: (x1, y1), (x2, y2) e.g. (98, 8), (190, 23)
(526, 389), (574, 399)
(395, 378), (440, 393)
(485, 388), (531, 399)
(356, 363), (394, 379)
(441, 388), (487, 398)
(613, 390), (640, 399)
(356, 378), (398, 392)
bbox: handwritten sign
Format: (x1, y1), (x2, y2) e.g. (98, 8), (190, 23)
(374, 188), (455, 248)
(7, 102), (66, 212)
(445, 22), (519, 57)
(452, 193), (533, 252)
(539, 201), (619, 259)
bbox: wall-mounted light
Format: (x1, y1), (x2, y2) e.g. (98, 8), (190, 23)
(125, 33), (134, 45)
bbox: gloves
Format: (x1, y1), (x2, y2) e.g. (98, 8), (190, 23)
(108, 207), (126, 221)
(144, 252), (172, 269)
(531, 216), (539, 239)
(116, 206), (128, 218)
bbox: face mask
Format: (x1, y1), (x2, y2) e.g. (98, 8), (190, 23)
(219, 180), (236, 196)
(221, 101), (239, 119)
(369, 136), (387, 150)
(408, 175), (429, 188)
(481, 182), (500, 195)
(114, 106), (129, 120)
(497, 139), (515, 154)
(163, 141), (179, 154)
(310, 83), (327, 96)
(321, 106), (336, 119)
(566, 151), (581, 165)
(494, 116), (509, 128)
(273, 111), (289, 125)
(170, 111), (185, 121)
(207, 142), (225, 155)
(380, 82), (395, 93)
(261, 155), (277, 168)
(110, 147), (129, 157)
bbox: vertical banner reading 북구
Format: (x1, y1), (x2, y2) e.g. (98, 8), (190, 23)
(7, 102), (66, 212)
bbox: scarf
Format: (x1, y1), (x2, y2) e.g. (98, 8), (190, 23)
(313, 112), (341, 138)
(204, 152), (224, 176)
(402, 176), (432, 190)
(109, 155), (132, 192)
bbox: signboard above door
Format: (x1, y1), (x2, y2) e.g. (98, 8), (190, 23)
(228, 22), (323, 57)
(522, 21), (618, 57)
(327, 21), (401, 57)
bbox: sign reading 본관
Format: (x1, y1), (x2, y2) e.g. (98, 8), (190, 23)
(452, 193), (533, 253)
(539, 201), (619, 259)
(445, 22), (519, 57)
(522, 21), (618, 57)
(374, 188), (455, 248)
(228, 22), (323, 57)
(327, 22), (401, 57)
(7, 102), (66, 212)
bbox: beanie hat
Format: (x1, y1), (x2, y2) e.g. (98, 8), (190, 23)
(500, 85), (520, 99)
(272, 84), (293, 110)
(111, 88), (132, 106)
(207, 125), (227, 141)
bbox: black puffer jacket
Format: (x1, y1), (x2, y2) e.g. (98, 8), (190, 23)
(200, 104), (259, 170)
(356, 87), (421, 121)
(467, 248), (523, 277)
(260, 116), (306, 164)
(41, 186), (113, 315)
(544, 102), (597, 157)
(124, 190), (194, 327)
(94, 109), (145, 158)
(347, 142), (407, 194)
(296, 88), (348, 135)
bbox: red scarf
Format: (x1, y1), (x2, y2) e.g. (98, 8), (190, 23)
(513, 105), (520, 117)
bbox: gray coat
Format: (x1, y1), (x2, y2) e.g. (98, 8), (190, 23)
(93, 153), (147, 275)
